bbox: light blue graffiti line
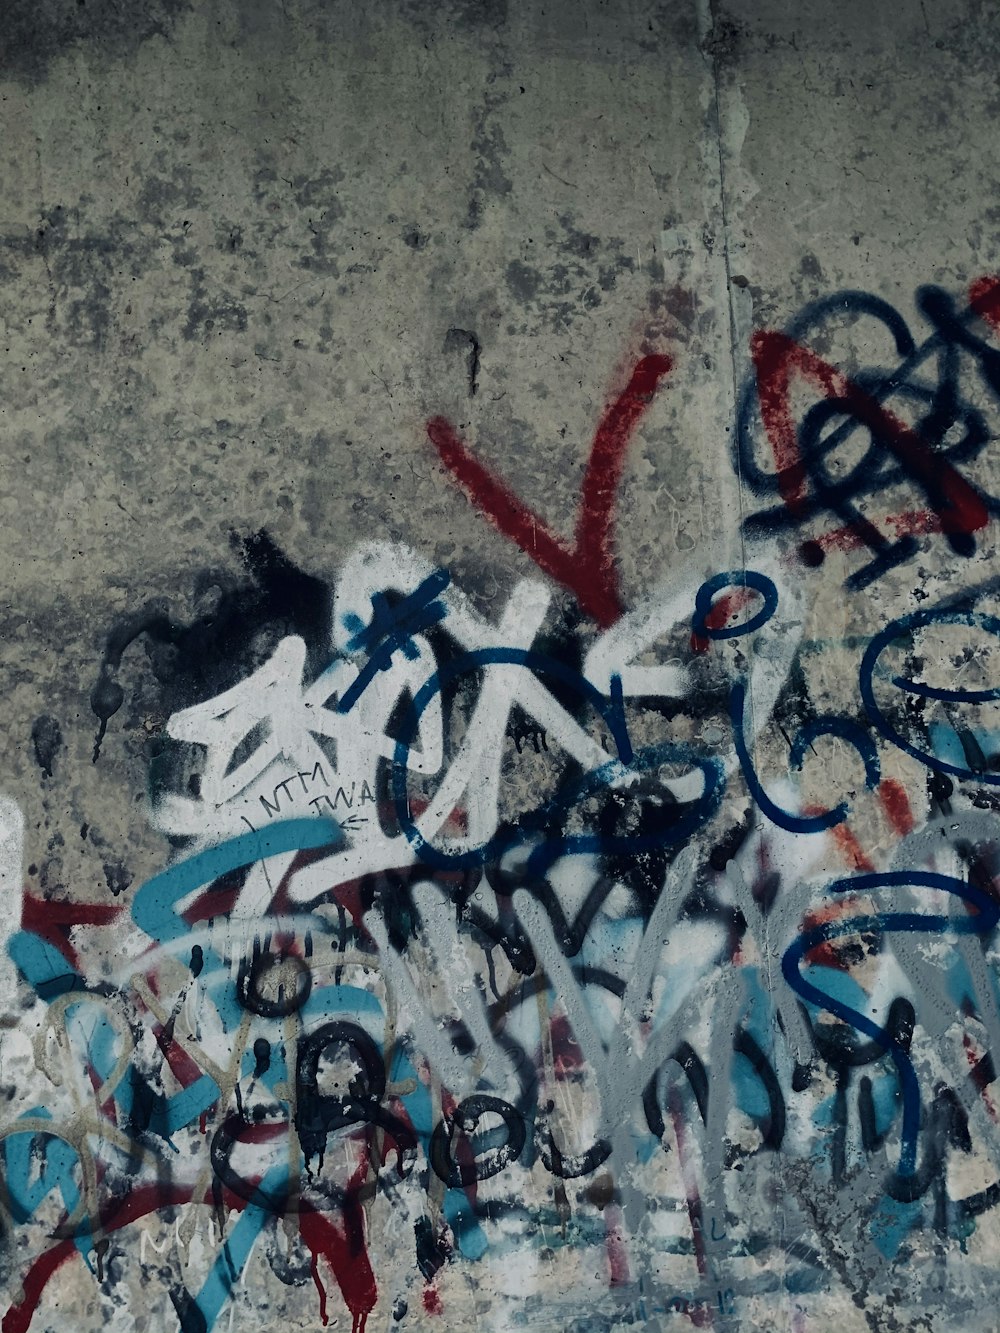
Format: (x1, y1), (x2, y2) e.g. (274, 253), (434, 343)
(0, 1112), (105, 1265)
(131, 817), (342, 946)
(871, 1196), (922, 1258)
(189, 1163), (288, 1330)
(3, 1111), (81, 1224)
(7, 930), (82, 1001)
(111, 1066), (220, 1149)
(387, 1044), (489, 1260)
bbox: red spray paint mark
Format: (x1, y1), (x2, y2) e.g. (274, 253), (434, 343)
(19, 895), (121, 974)
(546, 1013), (587, 1078)
(800, 804), (874, 875)
(85, 1064), (118, 1126)
(969, 275), (1000, 328)
(7, 1154), (379, 1333)
(298, 1205), (377, 1333)
(878, 778), (915, 837)
(153, 1023), (209, 1090)
(428, 355), (672, 627)
(690, 587), (757, 654)
(181, 881), (243, 926)
(422, 1287), (444, 1316)
(752, 332), (838, 514)
(881, 510), (947, 540)
(799, 507), (944, 563)
(3, 1183), (193, 1333)
(752, 330), (989, 541)
(828, 822), (876, 875)
(801, 897), (867, 971)
(5, 1175), (395, 1333)
(2, 1238), (76, 1333)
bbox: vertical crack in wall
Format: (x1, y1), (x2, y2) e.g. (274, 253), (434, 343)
(696, 0), (749, 618)
(695, 2), (764, 842)
(694, 1), (798, 1314)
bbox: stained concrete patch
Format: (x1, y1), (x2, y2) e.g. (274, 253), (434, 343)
(1, 0), (188, 82)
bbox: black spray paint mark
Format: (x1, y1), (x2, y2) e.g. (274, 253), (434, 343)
(253, 1038), (272, 1078)
(30, 715), (62, 779)
(413, 1216), (447, 1281)
(102, 860), (132, 897)
(444, 327), (481, 397)
(90, 530), (331, 760)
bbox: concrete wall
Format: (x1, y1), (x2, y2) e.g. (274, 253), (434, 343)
(3, 1), (1000, 1329)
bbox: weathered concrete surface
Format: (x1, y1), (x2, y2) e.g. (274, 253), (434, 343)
(2, 1), (1000, 1330)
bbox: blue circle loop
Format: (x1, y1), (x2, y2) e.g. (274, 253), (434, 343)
(692, 570), (779, 641)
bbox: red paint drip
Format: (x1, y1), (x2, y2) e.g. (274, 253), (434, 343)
(428, 355), (671, 627)
(878, 778), (915, 836)
(5, 1177), (390, 1333)
(306, 1243), (329, 1327)
(299, 1204), (377, 1333)
(667, 1091), (714, 1330)
(422, 1286), (444, 1315)
(752, 330), (989, 541)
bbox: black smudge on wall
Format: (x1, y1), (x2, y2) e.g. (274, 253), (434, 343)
(30, 714), (63, 779)
(90, 529), (331, 760)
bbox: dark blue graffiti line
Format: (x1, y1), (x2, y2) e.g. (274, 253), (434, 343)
(731, 680), (880, 834)
(387, 646), (725, 870)
(737, 284), (1000, 506)
(336, 568), (451, 715)
(782, 870), (1000, 1177)
(860, 606), (1000, 785)
(734, 281), (1000, 587)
